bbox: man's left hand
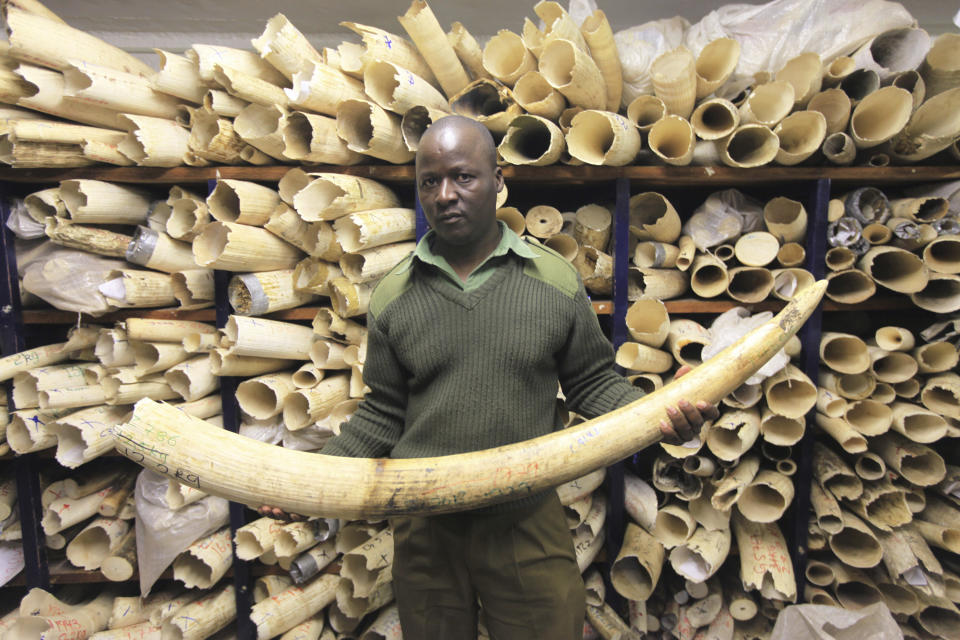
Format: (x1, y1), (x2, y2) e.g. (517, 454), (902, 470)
(659, 365), (720, 446)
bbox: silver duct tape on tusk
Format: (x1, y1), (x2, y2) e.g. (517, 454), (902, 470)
(828, 217), (864, 249)
(125, 225), (159, 265)
(231, 273), (270, 317)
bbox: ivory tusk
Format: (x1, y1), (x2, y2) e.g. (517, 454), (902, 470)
(207, 180), (280, 227)
(63, 60), (180, 119)
(212, 63), (288, 109)
(100, 269), (177, 309)
(188, 43), (286, 88)
(690, 97), (740, 141)
(65, 516), (129, 571)
(737, 470), (794, 523)
(512, 71), (566, 121)
(224, 315), (314, 360)
(294, 259), (343, 296)
(152, 49), (205, 104)
(13, 63), (122, 129)
(14, 362), (97, 409)
(650, 47), (697, 119)
(117, 114), (190, 167)
(566, 110), (640, 167)
(626, 95), (666, 133)
(113, 281), (824, 519)
(173, 270), (215, 310)
(50, 404), (130, 469)
(59, 179), (150, 225)
(647, 115), (695, 166)
(274, 519), (332, 559)
(165, 356), (220, 402)
(776, 52), (822, 107)
(732, 513), (796, 601)
(482, 29), (536, 88)
(287, 171), (400, 222)
(581, 10), (622, 112)
(499, 114), (565, 166)
(6, 591), (116, 640)
(447, 21), (488, 83)
(340, 242), (416, 284)
(282, 110), (364, 165)
(193, 221), (303, 272)
(167, 197), (209, 242)
(172, 526), (233, 589)
(285, 61), (366, 117)
(611, 522), (664, 601)
(265, 204), (318, 255)
(364, 59), (450, 115)
(250, 575), (339, 640)
(251, 13), (322, 81)
(668, 525), (730, 583)
(237, 373), (296, 420)
(233, 102), (289, 161)
(99, 473), (138, 518)
(161, 582), (236, 640)
(229, 270), (319, 315)
(334, 208), (416, 254)
(6, 6), (153, 77)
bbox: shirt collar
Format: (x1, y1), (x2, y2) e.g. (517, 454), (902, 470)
(400, 220), (538, 273)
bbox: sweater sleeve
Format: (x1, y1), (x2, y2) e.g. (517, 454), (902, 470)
(320, 312), (407, 458)
(557, 281), (645, 420)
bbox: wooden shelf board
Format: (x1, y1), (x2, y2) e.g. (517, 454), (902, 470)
(3, 560), (340, 586)
(1, 165), (958, 186)
(22, 301), (615, 323)
(17, 295), (920, 326)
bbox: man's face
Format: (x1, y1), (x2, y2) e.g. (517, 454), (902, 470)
(416, 125), (504, 247)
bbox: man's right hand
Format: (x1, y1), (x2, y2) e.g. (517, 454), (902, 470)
(258, 505), (306, 522)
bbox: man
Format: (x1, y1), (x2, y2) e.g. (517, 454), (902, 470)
(263, 116), (716, 639)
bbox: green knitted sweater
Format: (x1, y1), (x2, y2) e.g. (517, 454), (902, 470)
(322, 241), (644, 469)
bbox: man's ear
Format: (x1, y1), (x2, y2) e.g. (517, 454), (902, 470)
(495, 166), (504, 192)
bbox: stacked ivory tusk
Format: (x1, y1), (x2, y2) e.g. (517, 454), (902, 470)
(607, 299), (811, 638)
(613, 189), (816, 304)
(806, 317), (960, 639)
(824, 181), (960, 313)
(1, 1), (956, 169)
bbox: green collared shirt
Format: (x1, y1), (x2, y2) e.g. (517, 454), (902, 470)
(402, 221), (538, 291)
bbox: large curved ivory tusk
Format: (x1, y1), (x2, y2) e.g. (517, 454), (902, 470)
(112, 281), (825, 519)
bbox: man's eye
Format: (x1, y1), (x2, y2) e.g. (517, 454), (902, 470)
(421, 177), (437, 188)
(457, 174), (472, 182)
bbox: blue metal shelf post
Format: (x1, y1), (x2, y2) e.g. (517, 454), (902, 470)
(0, 189), (50, 588)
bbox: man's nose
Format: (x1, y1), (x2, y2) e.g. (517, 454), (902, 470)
(437, 177), (458, 204)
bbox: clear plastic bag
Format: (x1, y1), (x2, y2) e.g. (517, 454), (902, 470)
(771, 602), (902, 640)
(683, 189), (764, 250)
(134, 469), (229, 595)
(19, 243), (124, 316)
(4, 198), (45, 240)
(614, 16), (690, 108)
(684, 0), (914, 100)
(566, 0), (598, 25)
(239, 414), (284, 445)
(703, 307), (788, 385)
(282, 424), (333, 452)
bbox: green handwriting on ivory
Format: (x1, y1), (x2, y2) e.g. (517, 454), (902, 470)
(111, 415), (202, 489)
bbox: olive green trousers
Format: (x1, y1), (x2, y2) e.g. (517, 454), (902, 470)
(391, 493), (586, 640)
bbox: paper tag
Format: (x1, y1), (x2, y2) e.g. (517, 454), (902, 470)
(0, 541), (25, 587)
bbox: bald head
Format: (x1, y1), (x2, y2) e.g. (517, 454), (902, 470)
(417, 115), (498, 170)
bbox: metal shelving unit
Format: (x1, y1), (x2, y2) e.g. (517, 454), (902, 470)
(1, 164), (957, 634)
